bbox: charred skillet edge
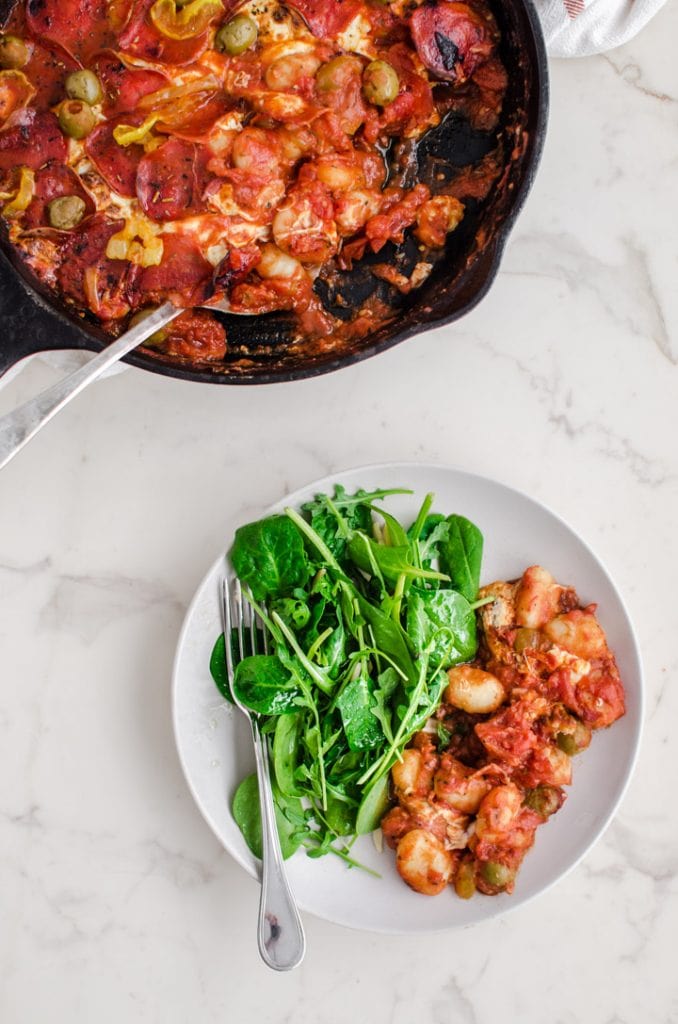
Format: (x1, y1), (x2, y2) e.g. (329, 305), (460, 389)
(0, 0), (548, 384)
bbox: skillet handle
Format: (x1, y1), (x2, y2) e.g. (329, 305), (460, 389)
(0, 249), (102, 378)
(0, 302), (180, 470)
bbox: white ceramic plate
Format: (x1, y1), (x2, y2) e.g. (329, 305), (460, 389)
(172, 463), (643, 933)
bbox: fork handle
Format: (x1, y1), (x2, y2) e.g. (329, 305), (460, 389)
(251, 719), (306, 971)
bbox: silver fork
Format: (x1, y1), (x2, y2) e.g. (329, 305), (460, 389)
(221, 577), (306, 972)
(0, 297), (251, 471)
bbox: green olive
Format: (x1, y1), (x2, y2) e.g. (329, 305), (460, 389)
(315, 55), (360, 93)
(524, 784), (561, 817)
(65, 69), (103, 105)
(215, 15), (258, 55)
(57, 99), (96, 140)
(453, 861), (476, 900)
(556, 719), (591, 755)
(0, 34), (30, 69)
(47, 195), (86, 230)
(362, 60), (399, 106)
(555, 732), (577, 756)
(480, 860), (515, 889)
(128, 308), (168, 347)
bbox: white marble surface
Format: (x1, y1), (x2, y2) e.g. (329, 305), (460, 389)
(1, 5), (677, 1020)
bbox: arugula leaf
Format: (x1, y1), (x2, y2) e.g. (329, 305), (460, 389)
(439, 514), (484, 602)
(336, 675), (384, 751)
(324, 794), (357, 836)
(273, 712), (302, 796)
(270, 596), (311, 630)
(370, 668), (399, 746)
(407, 589), (477, 668)
(436, 720), (452, 746)
(415, 515), (448, 568)
(233, 654), (300, 715)
(231, 515), (310, 601)
(304, 487), (372, 563)
(315, 620), (347, 678)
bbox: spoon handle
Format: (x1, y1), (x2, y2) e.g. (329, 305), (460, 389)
(0, 301), (180, 471)
(251, 718), (306, 971)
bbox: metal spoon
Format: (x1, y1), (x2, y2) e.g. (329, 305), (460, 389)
(0, 299), (242, 471)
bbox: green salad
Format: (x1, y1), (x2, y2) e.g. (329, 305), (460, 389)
(210, 486), (487, 869)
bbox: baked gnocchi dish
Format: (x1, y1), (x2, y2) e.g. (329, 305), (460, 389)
(381, 565), (626, 898)
(0, 0), (507, 360)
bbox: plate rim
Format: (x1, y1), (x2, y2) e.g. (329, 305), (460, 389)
(171, 460), (644, 933)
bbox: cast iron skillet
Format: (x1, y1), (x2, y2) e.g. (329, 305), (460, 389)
(0, 0), (548, 384)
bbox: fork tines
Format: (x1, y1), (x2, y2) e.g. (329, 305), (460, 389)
(221, 577), (268, 709)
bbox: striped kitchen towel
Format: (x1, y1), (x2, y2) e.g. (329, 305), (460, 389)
(536, 0), (666, 57)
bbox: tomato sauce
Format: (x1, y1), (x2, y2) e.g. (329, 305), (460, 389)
(0, 0), (507, 363)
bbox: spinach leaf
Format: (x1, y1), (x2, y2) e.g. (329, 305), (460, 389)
(233, 654), (300, 714)
(231, 773), (302, 860)
(347, 534), (410, 583)
(371, 507), (410, 548)
(348, 533), (448, 586)
(231, 515), (310, 601)
(336, 675), (384, 751)
(439, 514), (483, 602)
(209, 633), (232, 702)
(354, 590), (417, 686)
(355, 773), (391, 835)
(407, 589), (477, 668)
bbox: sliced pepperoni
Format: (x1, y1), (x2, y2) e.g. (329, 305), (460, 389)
(212, 243), (260, 293)
(0, 70), (35, 127)
(0, 108), (67, 171)
(287, 0), (363, 39)
(23, 160), (96, 228)
(58, 214), (139, 319)
(118, 0), (210, 66)
(85, 115), (144, 198)
(25, 0), (114, 63)
(139, 233), (213, 305)
(22, 40), (80, 110)
(136, 137), (207, 221)
(92, 51), (168, 116)
(409, 2), (495, 84)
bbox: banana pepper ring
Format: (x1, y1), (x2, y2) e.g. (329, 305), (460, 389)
(1, 166), (35, 216)
(149, 0), (224, 40)
(106, 214), (164, 267)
